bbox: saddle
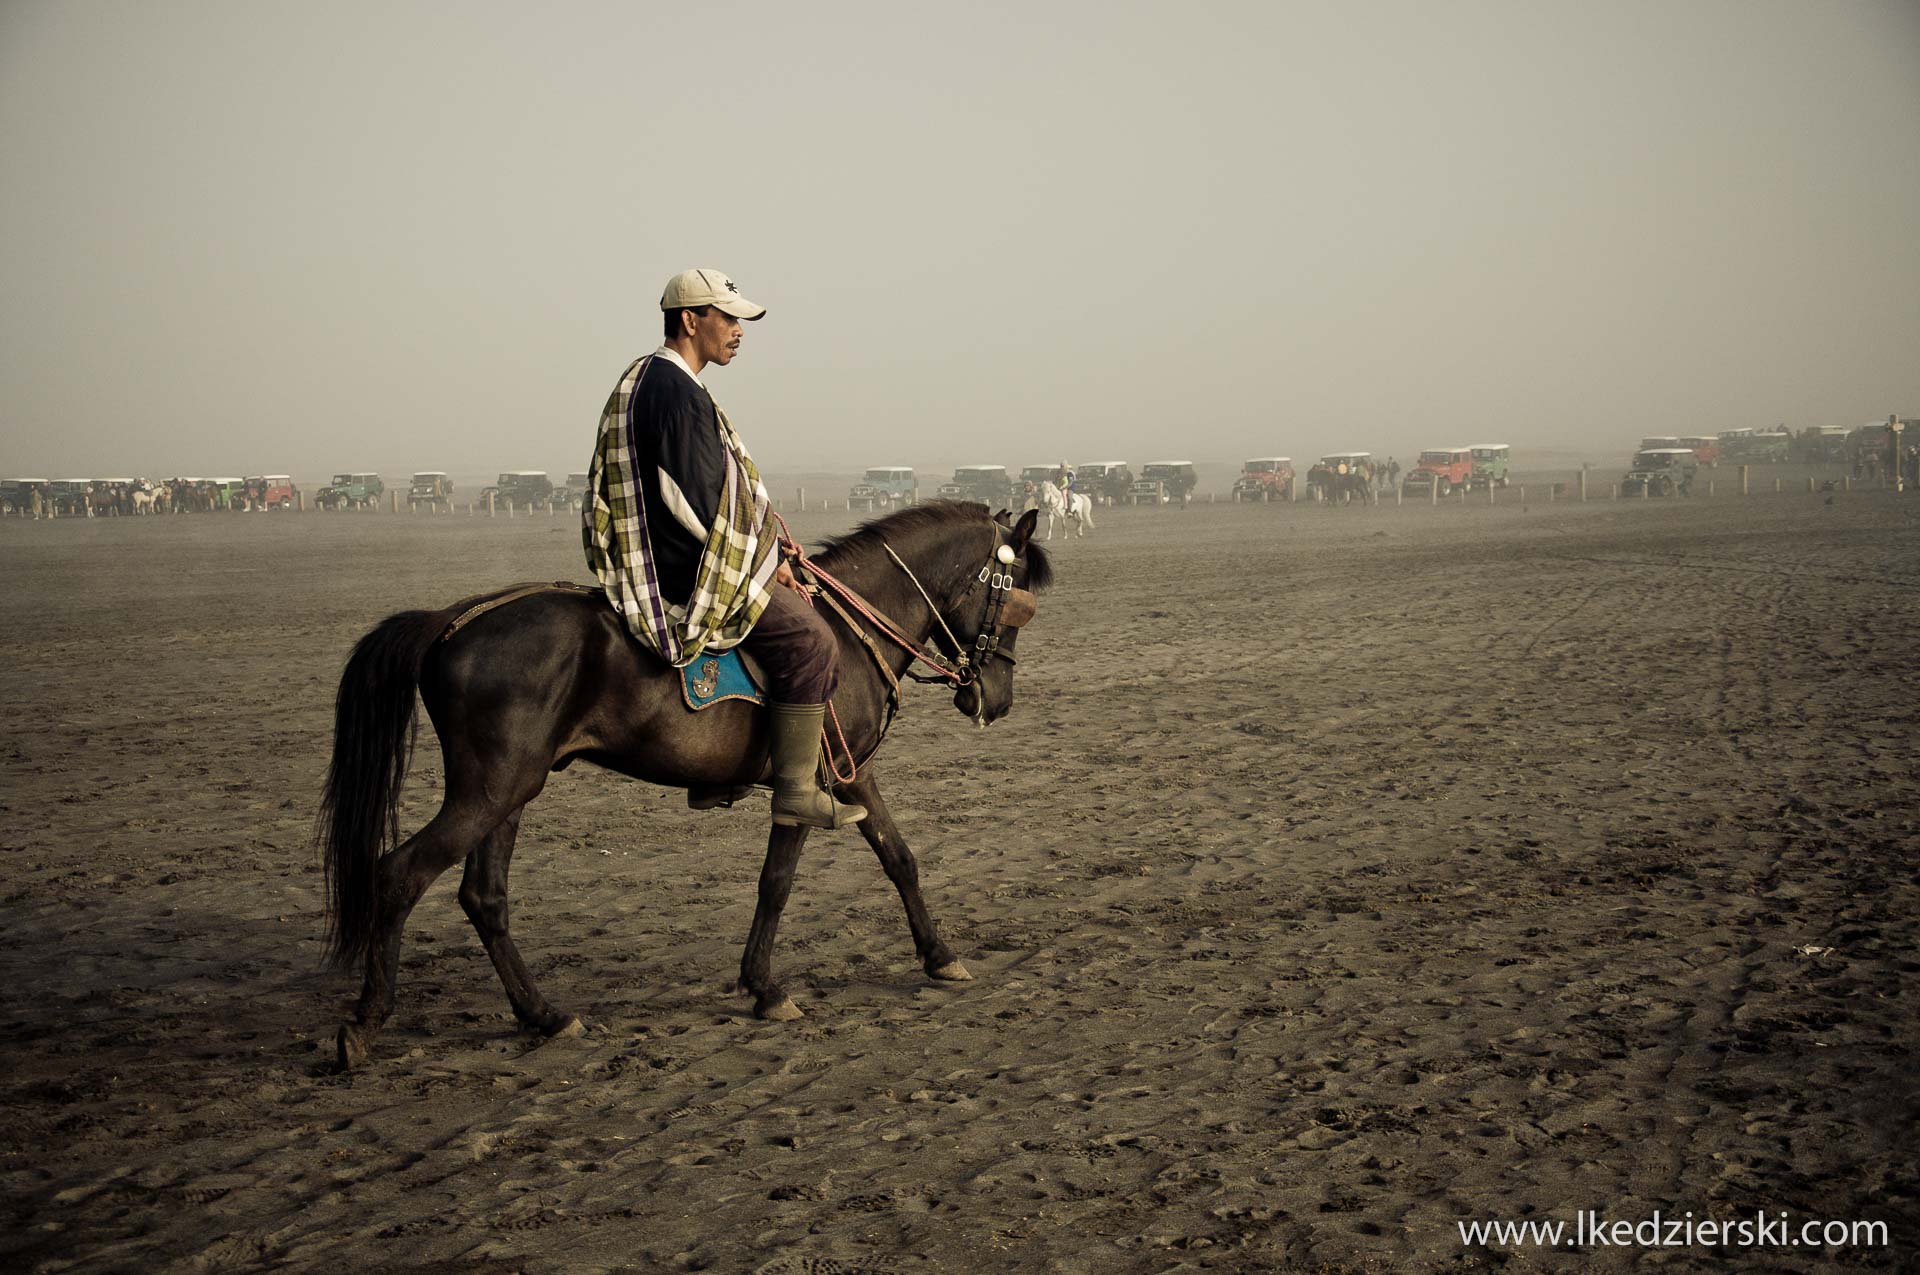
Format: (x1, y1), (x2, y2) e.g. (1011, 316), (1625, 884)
(438, 581), (766, 712)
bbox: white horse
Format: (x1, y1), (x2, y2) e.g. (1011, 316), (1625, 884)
(1032, 481), (1094, 540)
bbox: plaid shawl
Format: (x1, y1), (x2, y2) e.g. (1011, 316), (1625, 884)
(582, 353), (779, 666)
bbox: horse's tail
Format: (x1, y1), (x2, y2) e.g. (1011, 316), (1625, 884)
(318, 608), (449, 970)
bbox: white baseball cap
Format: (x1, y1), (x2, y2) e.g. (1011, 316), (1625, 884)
(660, 268), (766, 320)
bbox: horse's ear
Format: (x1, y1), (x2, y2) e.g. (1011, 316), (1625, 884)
(994, 509), (1012, 526)
(1010, 508), (1039, 551)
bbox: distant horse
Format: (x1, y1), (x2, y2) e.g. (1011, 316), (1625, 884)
(1030, 481), (1094, 539)
(320, 503), (1052, 1069)
(1323, 467), (1374, 507)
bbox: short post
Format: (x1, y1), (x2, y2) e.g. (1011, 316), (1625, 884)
(1892, 416), (1905, 493)
(1394, 485), (1402, 507)
(1806, 477), (1815, 494)
(1429, 481), (1437, 507)
(1547, 484), (1554, 503)
(1772, 478), (1781, 494)
(1487, 482), (1495, 507)
(487, 492), (496, 517)
(1739, 464), (1750, 496)
(1578, 468), (1588, 502)
(390, 490), (399, 514)
(295, 491), (305, 512)
(1844, 476), (1853, 493)
(1519, 485), (1526, 504)
(1641, 481), (1648, 500)
(796, 486), (806, 512)
(1706, 480), (1714, 497)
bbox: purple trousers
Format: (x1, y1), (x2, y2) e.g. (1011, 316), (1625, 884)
(738, 584), (839, 703)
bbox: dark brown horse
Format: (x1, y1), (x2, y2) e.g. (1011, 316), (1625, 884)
(319, 503), (1050, 1069)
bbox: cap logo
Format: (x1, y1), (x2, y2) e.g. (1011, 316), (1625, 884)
(723, 279), (738, 293)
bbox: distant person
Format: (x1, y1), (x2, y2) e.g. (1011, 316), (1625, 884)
(581, 268), (865, 829)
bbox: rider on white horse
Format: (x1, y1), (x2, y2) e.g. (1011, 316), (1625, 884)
(1034, 470), (1094, 540)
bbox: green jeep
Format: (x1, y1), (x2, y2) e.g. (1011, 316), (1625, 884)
(317, 472), (385, 510)
(1469, 443), (1510, 489)
(481, 471), (555, 510)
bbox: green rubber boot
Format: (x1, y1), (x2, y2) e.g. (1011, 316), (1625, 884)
(769, 703), (868, 829)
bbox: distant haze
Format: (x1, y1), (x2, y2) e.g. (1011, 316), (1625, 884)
(3, 0), (1916, 479)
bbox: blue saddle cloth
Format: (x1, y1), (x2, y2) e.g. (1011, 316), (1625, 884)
(680, 648), (766, 711)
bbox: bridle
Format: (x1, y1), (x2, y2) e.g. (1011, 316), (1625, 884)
(778, 517), (1038, 728)
(886, 526), (1034, 690)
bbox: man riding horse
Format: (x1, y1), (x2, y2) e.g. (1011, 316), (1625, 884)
(582, 268), (866, 830)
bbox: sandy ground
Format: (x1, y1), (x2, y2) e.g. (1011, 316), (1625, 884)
(1, 488), (1915, 1274)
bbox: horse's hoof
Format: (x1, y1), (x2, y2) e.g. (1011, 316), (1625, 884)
(757, 995), (804, 1022)
(544, 1015), (585, 1040)
(336, 1023), (372, 1072)
(930, 961), (974, 982)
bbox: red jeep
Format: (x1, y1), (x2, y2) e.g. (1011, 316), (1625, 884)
(1679, 437), (1720, 468)
(1402, 447), (1474, 498)
(1232, 457), (1295, 502)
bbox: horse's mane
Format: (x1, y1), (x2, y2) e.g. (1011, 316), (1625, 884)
(814, 500), (1053, 591)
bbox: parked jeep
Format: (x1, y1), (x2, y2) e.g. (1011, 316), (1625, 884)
(1075, 461), (1133, 505)
(1403, 448), (1474, 498)
(1232, 457), (1294, 502)
(936, 465), (1016, 507)
(549, 472), (588, 511)
(849, 467), (917, 511)
(209, 477), (250, 511)
(1678, 436), (1720, 468)
(1132, 461), (1197, 506)
(1719, 429), (1790, 464)
(1468, 444), (1510, 489)
(2, 479), (55, 516)
(317, 472), (384, 510)
(481, 471), (555, 510)
(1620, 448), (1696, 497)
(409, 471), (455, 511)
(1798, 426), (1851, 465)
(245, 475), (298, 510)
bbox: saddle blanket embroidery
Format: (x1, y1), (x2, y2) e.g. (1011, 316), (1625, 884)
(680, 647), (766, 711)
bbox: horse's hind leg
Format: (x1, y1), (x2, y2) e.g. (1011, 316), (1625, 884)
(458, 809), (581, 1039)
(843, 773), (970, 983)
(337, 796), (508, 1069)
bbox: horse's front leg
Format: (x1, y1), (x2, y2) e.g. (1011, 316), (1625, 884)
(840, 771), (970, 983)
(738, 824), (810, 1021)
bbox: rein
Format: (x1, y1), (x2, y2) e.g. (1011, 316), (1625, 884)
(770, 513), (1036, 769)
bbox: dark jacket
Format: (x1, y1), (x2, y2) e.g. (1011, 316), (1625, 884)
(627, 355), (728, 601)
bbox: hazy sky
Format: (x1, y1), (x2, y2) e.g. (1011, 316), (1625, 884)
(3, 0), (1916, 478)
